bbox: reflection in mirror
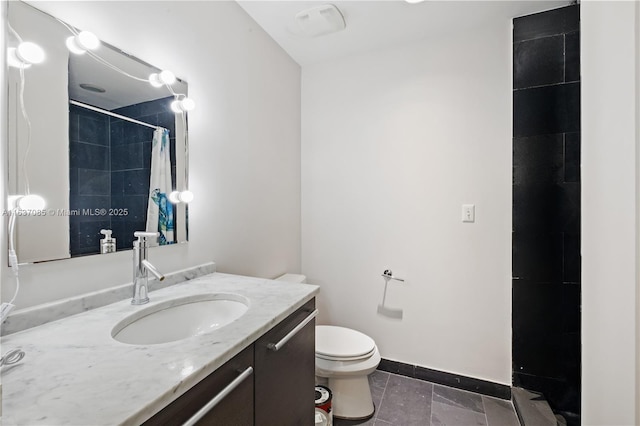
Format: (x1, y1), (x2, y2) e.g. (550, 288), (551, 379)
(7, 1), (189, 263)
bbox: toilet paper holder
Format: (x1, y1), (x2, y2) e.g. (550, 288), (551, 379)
(382, 269), (404, 282)
(378, 269), (404, 319)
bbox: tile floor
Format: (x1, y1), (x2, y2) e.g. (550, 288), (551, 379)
(332, 371), (520, 426)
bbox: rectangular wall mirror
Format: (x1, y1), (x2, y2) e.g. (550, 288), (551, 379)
(7, 1), (190, 263)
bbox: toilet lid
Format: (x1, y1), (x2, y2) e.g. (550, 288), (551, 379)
(316, 326), (376, 359)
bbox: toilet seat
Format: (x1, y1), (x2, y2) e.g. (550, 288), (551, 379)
(316, 326), (376, 361)
(315, 347), (376, 362)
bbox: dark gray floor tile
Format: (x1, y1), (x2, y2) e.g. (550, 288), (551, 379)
(370, 370), (390, 389)
(334, 416), (375, 426)
(433, 385), (485, 414)
(482, 396), (520, 426)
(376, 373), (432, 425)
(431, 401), (488, 426)
(371, 381), (385, 413)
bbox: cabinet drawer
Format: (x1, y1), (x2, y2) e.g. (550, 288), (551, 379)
(144, 345), (254, 426)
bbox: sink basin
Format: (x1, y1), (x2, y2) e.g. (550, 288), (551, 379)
(112, 293), (249, 345)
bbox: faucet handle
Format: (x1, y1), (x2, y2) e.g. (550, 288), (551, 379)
(134, 231), (158, 241)
(133, 231), (159, 248)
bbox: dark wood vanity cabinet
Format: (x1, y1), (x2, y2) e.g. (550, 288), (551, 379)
(143, 298), (316, 426)
(254, 299), (316, 426)
(143, 345), (254, 426)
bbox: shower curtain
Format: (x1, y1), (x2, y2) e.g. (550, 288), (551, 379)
(146, 128), (174, 245)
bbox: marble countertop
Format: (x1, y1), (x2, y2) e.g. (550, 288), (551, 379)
(1, 272), (319, 426)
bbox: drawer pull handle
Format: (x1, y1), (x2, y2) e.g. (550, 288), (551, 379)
(267, 309), (318, 352)
(182, 366), (253, 426)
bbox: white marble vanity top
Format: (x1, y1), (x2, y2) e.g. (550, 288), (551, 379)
(1, 272), (319, 425)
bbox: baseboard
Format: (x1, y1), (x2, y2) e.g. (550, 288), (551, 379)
(378, 358), (511, 400)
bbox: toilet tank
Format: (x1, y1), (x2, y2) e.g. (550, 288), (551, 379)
(275, 273), (307, 284)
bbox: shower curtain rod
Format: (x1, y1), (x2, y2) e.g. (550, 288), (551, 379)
(69, 100), (167, 131)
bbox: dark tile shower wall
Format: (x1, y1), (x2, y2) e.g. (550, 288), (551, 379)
(110, 97), (176, 250)
(512, 5), (580, 422)
(69, 97), (176, 255)
(69, 105), (111, 256)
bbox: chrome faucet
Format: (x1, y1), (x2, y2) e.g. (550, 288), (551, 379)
(132, 231), (165, 305)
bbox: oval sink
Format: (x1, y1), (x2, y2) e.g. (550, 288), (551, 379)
(112, 293), (249, 345)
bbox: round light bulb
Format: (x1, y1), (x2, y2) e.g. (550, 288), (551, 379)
(16, 42), (45, 65)
(7, 48), (31, 69)
(178, 190), (194, 203)
(66, 36), (86, 55)
(170, 100), (183, 113)
(181, 97), (196, 111)
(168, 191), (181, 204)
(17, 194), (46, 210)
(77, 31), (100, 50)
(159, 70), (176, 85)
(171, 97), (195, 114)
(148, 73), (163, 88)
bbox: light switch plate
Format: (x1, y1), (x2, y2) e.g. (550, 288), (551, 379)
(462, 204), (475, 223)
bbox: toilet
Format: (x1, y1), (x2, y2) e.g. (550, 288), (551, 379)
(275, 274), (381, 420)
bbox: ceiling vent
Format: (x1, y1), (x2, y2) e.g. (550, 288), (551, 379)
(294, 4), (346, 38)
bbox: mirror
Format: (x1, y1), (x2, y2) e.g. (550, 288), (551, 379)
(7, 1), (189, 263)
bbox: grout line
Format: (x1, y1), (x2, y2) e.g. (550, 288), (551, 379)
(429, 382), (434, 426)
(511, 400), (523, 426)
(481, 396), (490, 426)
(563, 33), (566, 83)
(374, 372), (391, 422)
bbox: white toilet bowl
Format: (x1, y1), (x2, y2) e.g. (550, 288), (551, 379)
(315, 325), (381, 419)
(275, 274), (381, 420)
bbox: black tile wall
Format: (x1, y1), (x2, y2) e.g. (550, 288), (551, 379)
(513, 82), (580, 137)
(512, 233), (563, 281)
(78, 115), (109, 146)
(77, 169), (110, 196)
(69, 97), (176, 256)
(514, 35), (564, 89)
(565, 32), (580, 82)
(564, 132), (580, 182)
(513, 134), (564, 185)
(70, 219), (112, 257)
(111, 143), (144, 171)
(512, 5), (580, 420)
(69, 105), (111, 255)
(513, 5), (579, 42)
(110, 97), (176, 246)
(69, 141), (109, 170)
(563, 233), (581, 283)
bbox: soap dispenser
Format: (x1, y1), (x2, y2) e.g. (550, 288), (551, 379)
(100, 229), (116, 254)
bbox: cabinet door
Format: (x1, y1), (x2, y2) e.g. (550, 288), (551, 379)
(254, 299), (316, 426)
(144, 345), (254, 426)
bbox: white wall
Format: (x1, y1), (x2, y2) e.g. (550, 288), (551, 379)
(1, 1), (301, 309)
(581, 1), (639, 424)
(301, 23), (512, 384)
(1, 0), (7, 311)
(7, 1), (70, 263)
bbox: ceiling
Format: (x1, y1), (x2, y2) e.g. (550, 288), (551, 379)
(69, 44), (187, 111)
(237, 0), (573, 66)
